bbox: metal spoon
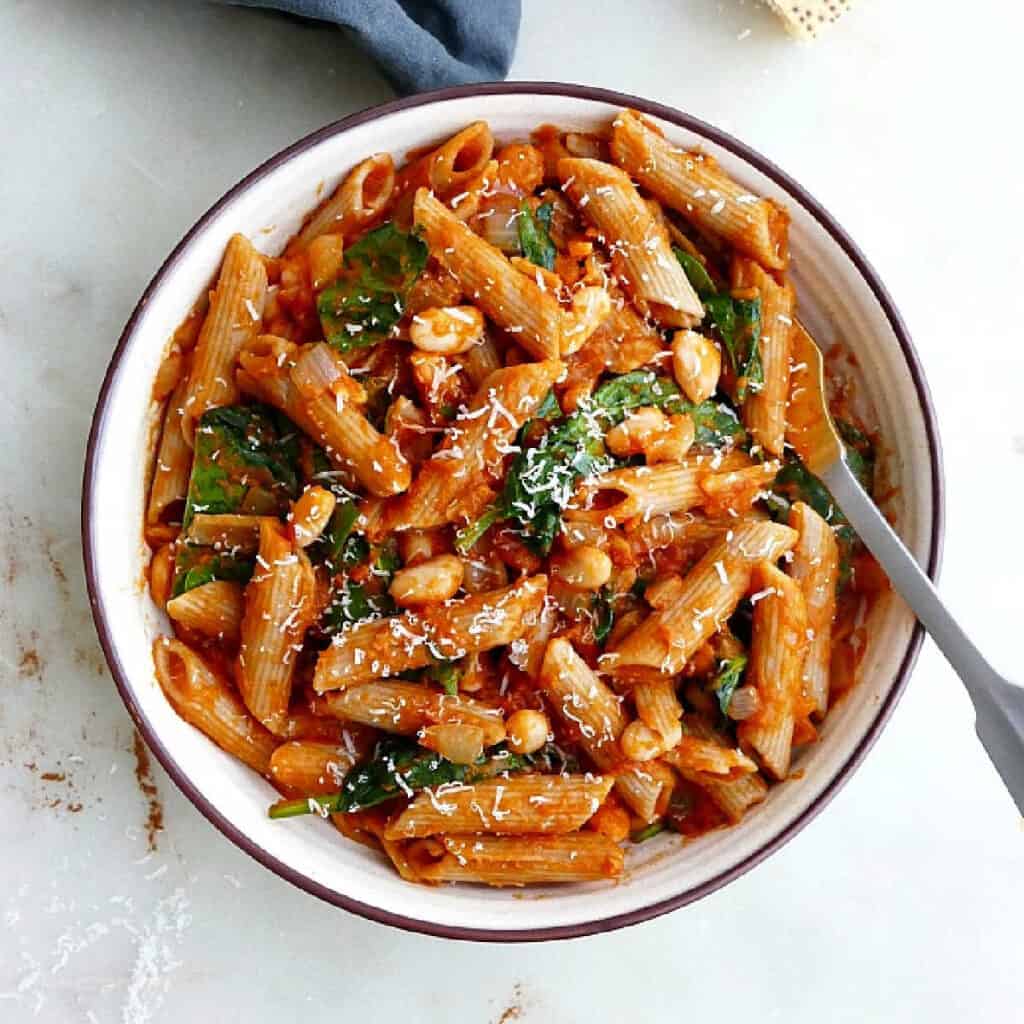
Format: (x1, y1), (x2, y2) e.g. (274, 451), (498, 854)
(790, 322), (1024, 814)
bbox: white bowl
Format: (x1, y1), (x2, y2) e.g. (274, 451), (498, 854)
(83, 83), (943, 941)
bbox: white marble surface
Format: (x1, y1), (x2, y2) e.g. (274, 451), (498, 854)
(2, 0), (1023, 1020)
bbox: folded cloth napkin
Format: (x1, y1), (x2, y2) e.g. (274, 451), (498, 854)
(222, 0), (521, 94)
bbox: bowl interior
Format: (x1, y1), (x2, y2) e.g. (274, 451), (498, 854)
(85, 88), (939, 939)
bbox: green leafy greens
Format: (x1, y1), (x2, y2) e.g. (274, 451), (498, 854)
(171, 545), (254, 598)
(456, 371), (744, 554)
(517, 201), (556, 271)
(183, 405), (299, 527)
(317, 222), (428, 352)
(267, 737), (556, 818)
(318, 538), (401, 636)
(711, 653), (748, 717)
(674, 246), (763, 403)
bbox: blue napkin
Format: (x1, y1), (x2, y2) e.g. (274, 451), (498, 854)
(224, 0), (522, 95)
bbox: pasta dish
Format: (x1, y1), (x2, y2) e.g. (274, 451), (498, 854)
(143, 110), (884, 886)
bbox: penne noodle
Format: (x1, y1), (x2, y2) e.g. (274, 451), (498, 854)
(269, 740), (363, 795)
(738, 562), (809, 779)
(609, 109), (789, 270)
(414, 188), (562, 359)
(671, 716), (768, 822)
(384, 774), (614, 839)
(789, 501), (839, 718)
(290, 343), (411, 497)
(558, 157), (703, 328)
(634, 678), (683, 748)
(396, 122), (495, 199)
(237, 520), (317, 733)
(567, 463), (703, 525)
(459, 332), (503, 387)
(538, 637), (665, 822)
(152, 637), (278, 774)
(416, 833), (624, 885)
(147, 378), (192, 525)
(294, 153), (396, 248)
(732, 257), (795, 457)
(603, 519), (798, 681)
(382, 360), (564, 533)
(166, 580), (246, 644)
(662, 734), (758, 782)
(319, 681), (507, 746)
(313, 575), (548, 692)
(699, 461), (781, 515)
(181, 234), (267, 443)
(186, 513), (278, 554)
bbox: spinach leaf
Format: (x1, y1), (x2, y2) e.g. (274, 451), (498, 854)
(183, 405), (299, 527)
(631, 822), (666, 843)
(267, 738), (572, 819)
(770, 459), (858, 584)
(534, 388), (562, 421)
(674, 247), (716, 298)
(318, 537), (400, 635)
(675, 246), (763, 404)
(706, 294), (763, 403)
(317, 498), (359, 571)
(517, 201), (556, 271)
(320, 583), (395, 635)
(711, 653), (748, 717)
(317, 222), (428, 352)
(456, 371), (743, 554)
(836, 418), (876, 494)
(171, 544), (254, 598)
(338, 737), (469, 812)
(592, 586), (616, 646)
(425, 658), (461, 696)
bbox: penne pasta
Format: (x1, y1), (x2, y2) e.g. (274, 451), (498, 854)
(290, 343), (411, 497)
(166, 579), (246, 644)
(662, 734), (758, 782)
(415, 833), (624, 885)
(237, 520), (317, 733)
(603, 520), (798, 681)
(382, 360), (564, 533)
(313, 575), (548, 692)
(671, 716), (768, 823)
(789, 501), (840, 718)
(558, 157), (703, 328)
(269, 740), (363, 795)
(185, 513), (278, 554)
(609, 109), (789, 270)
(738, 562), (809, 779)
(414, 188), (562, 359)
(732, 257), (795, 457)
(567, 463), (703, 525)
(384, 774), (613, 839)
(634, 678), (683, 749)
(539, 637), (665, 822)
(147, 378), (192, 525)
(294, 153), (396, 248)
(396, 122), (495, 199)
(181, 234), (267, 443)
(152, 637), (278, 774)
(319, 681), (507, 746)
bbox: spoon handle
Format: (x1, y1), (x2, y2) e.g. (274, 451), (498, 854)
(823, 458), (1024, 814)
(822, 459), (994, 693)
